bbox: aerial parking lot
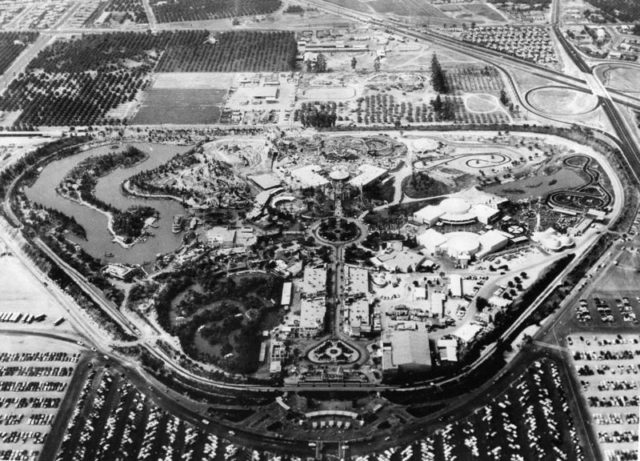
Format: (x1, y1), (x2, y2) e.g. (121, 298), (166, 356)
(568, 333), (640, 460)
(0, 335), (80, 460)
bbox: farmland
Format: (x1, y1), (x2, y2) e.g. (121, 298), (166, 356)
(155, 31), (297, 73)
(102, 0), (149, 24)
(0, 30), (297, 127)
(150, 0), (282, 23)
(132, 89), (226, 125)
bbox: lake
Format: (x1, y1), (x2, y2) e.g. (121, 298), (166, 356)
(25, 142), (193, 267)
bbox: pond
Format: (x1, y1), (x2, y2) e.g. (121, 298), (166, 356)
(25, 142), (193, 267)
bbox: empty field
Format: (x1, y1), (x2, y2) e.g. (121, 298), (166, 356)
(599, 65), (640, 93)
(152, 73), (234, 90)
(527, 86), (599, 116)
(132, 89), (226, 124)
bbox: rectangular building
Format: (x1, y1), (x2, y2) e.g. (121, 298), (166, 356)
(449, 274), (463, 298)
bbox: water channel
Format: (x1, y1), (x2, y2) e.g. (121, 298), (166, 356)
(25, 142), (193, 267)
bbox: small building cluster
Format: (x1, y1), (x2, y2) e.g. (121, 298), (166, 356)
(461, 26), (558, 66)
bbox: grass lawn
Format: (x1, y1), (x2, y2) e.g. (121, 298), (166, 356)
(486, 168), (587, 200)
(132, 88), (226, 124)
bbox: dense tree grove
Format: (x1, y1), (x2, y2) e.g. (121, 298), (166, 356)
(431, 53), (449, 94)
(431, 94), (455, 121)
(156, 30), (298, 72)
(150, 0), (281, 23)
(486, 0), (551, 8)
(0, 30), (297, 127)
(585, 0), (640, 22)
(104, 0), (149, 23)
(299, 104), (337, 128)
(0, 32), (39, 75)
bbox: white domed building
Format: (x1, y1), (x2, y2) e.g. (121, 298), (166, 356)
(418, 228), (510, 264)
(443, 232), (481, 259)
(412, 188), (507, 227)
(532, 228), (575, 252)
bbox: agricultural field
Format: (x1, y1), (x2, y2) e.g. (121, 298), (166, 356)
(0, 32), (38, 75)
(586, 0), (640, 22)
(0, 336), (81, 461)
(437, 2), (507, 23)
(295, 67), (511, 127)
(150, 0), (282, 23)
(132, 89), (226, 125)
(155, 31), (297, 73)
(0, 30), (297, 128)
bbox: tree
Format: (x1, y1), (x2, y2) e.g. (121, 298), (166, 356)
(351, 56), (357, 70)
(431, 94), (443, 114)
(499, 89), (510, 106)
(316, 53), (327, 73)
(476, 296), (489, 312)
(430, 53), (449, 94)
(373, 57), (381, 72)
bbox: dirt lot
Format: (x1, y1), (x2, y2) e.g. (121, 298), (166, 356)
(0, 253), (76, 334)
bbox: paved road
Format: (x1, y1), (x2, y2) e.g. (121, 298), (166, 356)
(0, 33), (54, 96)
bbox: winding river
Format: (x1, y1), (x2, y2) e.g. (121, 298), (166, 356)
(25, 142), (193, 266)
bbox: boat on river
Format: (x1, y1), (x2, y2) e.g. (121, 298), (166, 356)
(172, 215), (184, 233)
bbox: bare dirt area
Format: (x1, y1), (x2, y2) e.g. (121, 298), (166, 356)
(0, 252), (76, 334)
(152, 72), (235, 89)
(527, 86), (599, 116)
(597, 64), (640, 93)
(463, 93), (501, 113)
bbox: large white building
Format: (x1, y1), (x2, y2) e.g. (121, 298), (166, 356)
(343, 265), (369, 298)
(418, 229), (510, 262)
(302, 266), (327, 298)
(381, 328), (432, 373)
(412, 188), (505, 226)
(290, 165), (329, 189)
(349, 164), (388, 188)
(298, 266), (328, 337)
(346, 298), (370, 337)
(449, 274), (463, 298)
(300, 298), (326, 336)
